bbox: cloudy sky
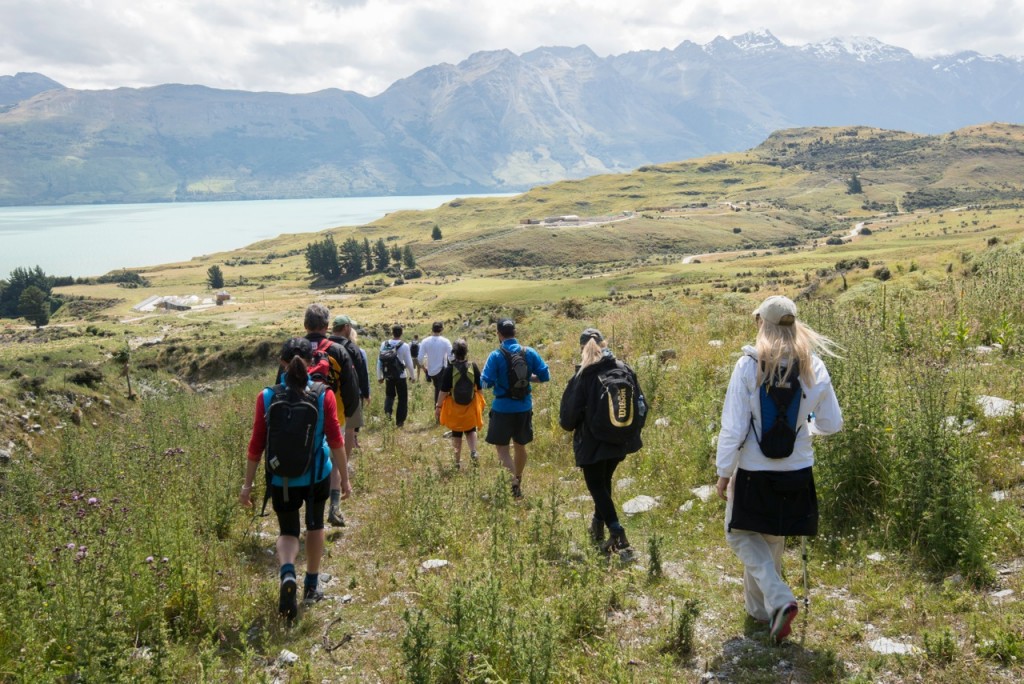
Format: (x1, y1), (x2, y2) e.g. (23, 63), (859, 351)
(2, 0), (1021, 96)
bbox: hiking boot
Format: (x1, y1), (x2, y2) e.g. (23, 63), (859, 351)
(470, 450), (479, 466)
(589, 516), (606, 546)
(601, 528), (634, 561)
(302, 587), (326, 606)
(511, 480), (523, 499)
(278, 576), (298, 621)
(454, 459), (462, 471)
(327, 506), (346, 527)
(770, 602), (798, 643)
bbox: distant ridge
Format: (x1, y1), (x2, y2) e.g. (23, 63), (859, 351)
(1, 31), (1023, 206)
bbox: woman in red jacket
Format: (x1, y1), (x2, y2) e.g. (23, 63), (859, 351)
(240, 338), (350, 621)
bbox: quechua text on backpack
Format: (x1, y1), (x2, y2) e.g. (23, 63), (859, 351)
(751, 359), (803, 459)
(499, 347), (530, 400)
(261, 382), (326, 512)
(587, 361), (647, 445)
(379, 342), (405, 381)
(451, 360), (476, 405)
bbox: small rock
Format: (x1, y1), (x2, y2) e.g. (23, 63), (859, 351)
(131, 647), (152, 661)
(943, 416), (975, 433)
(989, 589), (1015, 603)
(654, 417), (671, 428)
(622, 495), (659, 515)
(867, 552), (886, 562)
(657, 349), (677, 362)
(616, 477), (635, 490)
(564, 511), (582, 520)
(691, 485), (716, 503)
(977, 395), (1017, 419)
(974, 345), (996, 355)
(340, 594), (353, 604)
(708, 340), (724, 348)
(868, 637), (921, 655)
(0, 449), (11, 464)
(420, 559), (449, 572)
(991, 490), (1008, 502)
(278, 649), (299, 665)
(679, 500), (695, 513)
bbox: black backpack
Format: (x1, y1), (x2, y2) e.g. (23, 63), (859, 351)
(262, 382), (325, 506)
(451, 360), (476, 405)
(751, 359), (803, 459)
(500, 347), (530, 400)
(379, 342), (405, 380)
(587, 361), (647, 445)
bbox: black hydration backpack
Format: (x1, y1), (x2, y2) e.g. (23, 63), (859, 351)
(587, 361), (647, 445)
(262, 382), (325, 506)
(451, 360), (476, 405)
(752, 360), (803, 459)
(379, 342), (405, 380)
(500, 347), (530, 400)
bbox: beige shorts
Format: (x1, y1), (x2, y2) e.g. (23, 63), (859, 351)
(346, 400), (365, 430)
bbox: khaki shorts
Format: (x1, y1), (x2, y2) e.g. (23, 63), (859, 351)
(346, 400), (365, 430)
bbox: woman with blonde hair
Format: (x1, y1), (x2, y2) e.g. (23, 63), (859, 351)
(559, 328), (646, 560)
(714, 295), (843, 643)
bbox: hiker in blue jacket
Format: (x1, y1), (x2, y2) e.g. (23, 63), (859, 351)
(714, 295), (843, 644)
(481, 318), (550, 498)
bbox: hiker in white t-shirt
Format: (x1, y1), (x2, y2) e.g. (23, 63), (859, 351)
(418, 321), (453, 407)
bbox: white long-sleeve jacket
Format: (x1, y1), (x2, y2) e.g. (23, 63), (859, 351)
(715, 345), (843, 478)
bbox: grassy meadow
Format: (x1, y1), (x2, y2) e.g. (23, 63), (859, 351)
(2, 124), (1024, 682)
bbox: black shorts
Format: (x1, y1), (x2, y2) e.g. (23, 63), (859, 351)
(485, 410), (533, 446)
(450, 427), (477, 438)
(271, 476), (330, 537)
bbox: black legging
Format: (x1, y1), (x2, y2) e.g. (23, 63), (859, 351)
(581, 458), (624, 527)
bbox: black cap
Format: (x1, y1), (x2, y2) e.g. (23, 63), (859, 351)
(496, 318), (516, 336)
(280, 337), (313, 362)
(579, 328), (603, 346)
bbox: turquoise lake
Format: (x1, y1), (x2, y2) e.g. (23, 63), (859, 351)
(0, 194), (506, 278)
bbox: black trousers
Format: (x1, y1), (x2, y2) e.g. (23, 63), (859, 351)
(581, 458), (624, 527)
(384, 377), (409, 426)
(429, 371), (444, 407)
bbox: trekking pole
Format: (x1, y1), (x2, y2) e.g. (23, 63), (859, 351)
(801, 535), (810, 611)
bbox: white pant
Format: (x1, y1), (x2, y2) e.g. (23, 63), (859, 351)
(724, 479), (795, 622)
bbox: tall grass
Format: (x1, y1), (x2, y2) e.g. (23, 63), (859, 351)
(1, 242), (1023, 680)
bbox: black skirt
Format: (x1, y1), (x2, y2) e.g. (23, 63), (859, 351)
(729, 466), (818, 537)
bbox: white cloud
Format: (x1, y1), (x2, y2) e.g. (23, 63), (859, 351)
(0, 0), (1021, 94)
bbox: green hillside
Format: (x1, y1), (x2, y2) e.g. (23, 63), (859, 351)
(1, 124), (1023, 682)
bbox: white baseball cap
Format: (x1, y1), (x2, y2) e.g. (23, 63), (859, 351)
(754, 295), (797, 326)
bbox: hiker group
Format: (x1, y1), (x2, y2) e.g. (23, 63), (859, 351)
(241, 295), (843, 644)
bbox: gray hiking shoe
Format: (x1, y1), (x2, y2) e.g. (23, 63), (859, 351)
(601, 529), (635, 562)
(302, 587), (326, 606)
(327, 506), (346, 527)
(278, 576), (298, 621)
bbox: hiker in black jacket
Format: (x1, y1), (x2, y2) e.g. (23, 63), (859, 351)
(559, 328), (644, 561)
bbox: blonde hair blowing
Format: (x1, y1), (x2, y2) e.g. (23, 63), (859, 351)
(755, 318), (839, 387)
(577, 338), (607, 377)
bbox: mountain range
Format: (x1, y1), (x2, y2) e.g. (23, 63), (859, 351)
(1, 30), (1022, 206)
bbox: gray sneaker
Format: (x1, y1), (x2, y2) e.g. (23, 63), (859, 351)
(303, 587), (326, 606)
(327, 506), (346, 527)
